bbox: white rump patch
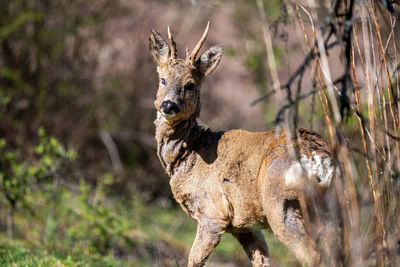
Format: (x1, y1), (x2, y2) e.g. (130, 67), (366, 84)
(285, 152), (334, 186)
(285, 162), (303, 186)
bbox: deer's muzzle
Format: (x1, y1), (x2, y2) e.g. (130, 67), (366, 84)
(160, 100), (180, 117)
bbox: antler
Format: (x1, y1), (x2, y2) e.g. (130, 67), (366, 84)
(189, 21), (210, 63)
(167, 26), (177, 59)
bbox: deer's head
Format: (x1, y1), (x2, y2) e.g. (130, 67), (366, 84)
(150, 23), (223, 125)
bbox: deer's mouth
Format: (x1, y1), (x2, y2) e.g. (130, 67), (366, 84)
(161, 110), (177, 120)
(159, 110), (187, 126)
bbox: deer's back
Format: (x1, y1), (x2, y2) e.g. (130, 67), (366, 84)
(170, 128), (335, 228)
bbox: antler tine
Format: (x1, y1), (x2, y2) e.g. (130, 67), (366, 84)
(190, 21), (210, 62)
(186, 47), (190, 59)
(167, 26), (177, 58)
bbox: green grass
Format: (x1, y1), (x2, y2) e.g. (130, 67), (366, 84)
(133, 200), (297, 265)
(1, 200), (298, 266)
(0, 185), (298, 267)
(0, 238), (133, 267)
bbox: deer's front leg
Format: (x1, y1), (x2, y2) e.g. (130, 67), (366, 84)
(188, 221), (224, 267)
(232, 230), (271, 267)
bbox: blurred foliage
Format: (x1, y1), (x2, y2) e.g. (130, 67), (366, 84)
(0, 0), (167, 201)
(0, 138), (31, 213)
(0, 0), (111, 171)
(0, 238), (131, 267)
(0, 0), (173, 264)
(260, 0), (282, 21)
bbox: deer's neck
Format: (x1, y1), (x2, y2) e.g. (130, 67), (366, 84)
(154, 112), (202, 177)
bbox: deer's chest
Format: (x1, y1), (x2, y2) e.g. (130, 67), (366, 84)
(170, 172), (232, 224)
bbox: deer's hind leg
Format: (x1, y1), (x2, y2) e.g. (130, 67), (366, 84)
(232, 229), (270, 267)
(265, 198), (321, 266)
(314, 187), (343, 266)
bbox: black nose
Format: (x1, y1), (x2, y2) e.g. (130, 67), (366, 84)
(161, 101), (180, 114)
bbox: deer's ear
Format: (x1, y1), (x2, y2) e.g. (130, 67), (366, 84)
(197, 44), (223, 76)
(149, 30), (169, 65)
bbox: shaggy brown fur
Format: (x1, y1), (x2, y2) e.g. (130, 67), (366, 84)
(149, 24), (342, 267)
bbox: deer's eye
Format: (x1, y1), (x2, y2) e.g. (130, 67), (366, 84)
(161, 78), (166, 85)
(184, 82), (195, 92)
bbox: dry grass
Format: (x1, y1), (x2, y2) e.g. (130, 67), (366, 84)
(256, 0), (400, 265)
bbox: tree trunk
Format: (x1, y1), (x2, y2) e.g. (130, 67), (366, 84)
(7, 203), (15, 239)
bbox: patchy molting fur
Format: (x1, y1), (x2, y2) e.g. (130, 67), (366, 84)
(285, 151), (334, 188)
(150, 26), (342, 267)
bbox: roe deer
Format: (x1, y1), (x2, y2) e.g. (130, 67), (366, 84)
(149, 23), (342, 267)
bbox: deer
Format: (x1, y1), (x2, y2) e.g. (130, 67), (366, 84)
(149, 22), (342, 267)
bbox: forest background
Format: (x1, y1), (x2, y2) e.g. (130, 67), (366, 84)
(0, 0), (399, 266)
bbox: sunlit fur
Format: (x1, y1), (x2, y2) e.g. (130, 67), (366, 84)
(150, 26), (342, 267)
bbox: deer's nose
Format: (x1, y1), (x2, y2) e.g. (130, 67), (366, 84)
(161, 101), (180, 115)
